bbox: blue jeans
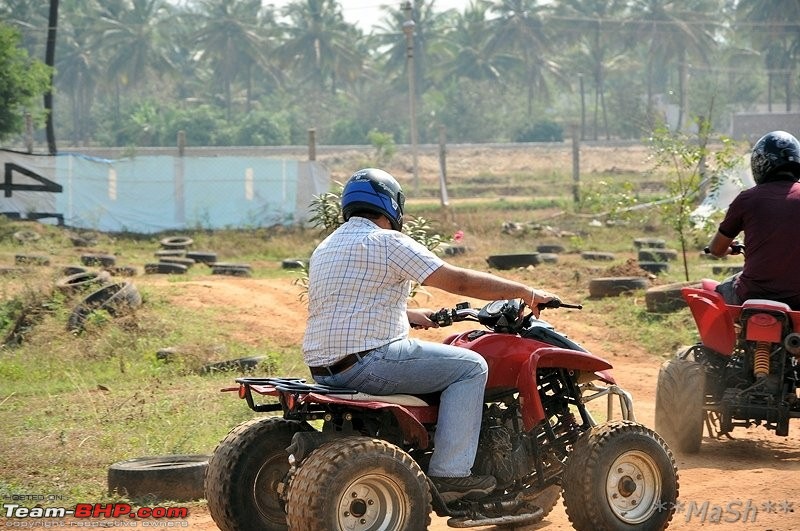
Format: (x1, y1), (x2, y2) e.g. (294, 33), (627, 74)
(313, 338), (488, 477)
(716, 273), (742, 305)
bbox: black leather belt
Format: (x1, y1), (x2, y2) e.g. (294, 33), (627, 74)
(309, 350), (370, 377)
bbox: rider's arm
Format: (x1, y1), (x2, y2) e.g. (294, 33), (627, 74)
(707, 230), (734, 257)
(422, 263), (556, 316)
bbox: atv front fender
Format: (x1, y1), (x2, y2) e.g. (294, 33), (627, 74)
(517, 347), (613, 431)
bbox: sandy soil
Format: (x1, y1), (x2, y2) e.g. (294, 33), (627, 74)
(151, 275), (800, 531)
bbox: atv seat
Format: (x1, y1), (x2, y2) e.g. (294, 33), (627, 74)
(326, 392), (430, 407)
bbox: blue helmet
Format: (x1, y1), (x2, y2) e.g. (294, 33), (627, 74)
(750, 130), (800, 184)
(341, 168), (405, 231)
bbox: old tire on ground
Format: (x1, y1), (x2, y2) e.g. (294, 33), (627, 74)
(588, 277), (648, 298)
(67, 281), (142, 332)
(160, 236), (194, 249)
(712, 264), (743, 276)
(81, 253), (116, 268)
(286, 436), (431, 531)
(633, 237), (665, 249)
(281, 259), (305, 269)
(486, 253), (541, 269)
(200, 356), (266, 374)
(105, 265), (139, 277)
(205, 417), (314, 531)
(655, 358), (705, 454)
(562, 421), (678, 531)
(580, 251), (615, 261)
(644, 281), (700, 313)
(638, 261), (668, 275)
(637, 248), (678, 262)
(108, 454), (209, 502)
(536, 244), (565, 254)
(186, 251), (218, 264)
(159, 256), (196, 268)
(13, 230), (41, 243)
(212, 263), (252, 277)
(145, 262), (188, 275)
(15, 254), (51, 266)
(55, 270), (111, 294)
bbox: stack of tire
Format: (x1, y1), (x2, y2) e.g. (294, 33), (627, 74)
(145, 237), (201, 275)
(634, 237), (673, 275)
(536, 243), (565, 264)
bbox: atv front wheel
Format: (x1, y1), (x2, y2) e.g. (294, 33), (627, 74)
(655, 357), (705, 453)
(205, 417), (313, 531)
(286, 436), (431, 531)
(562, 421), (678, 531)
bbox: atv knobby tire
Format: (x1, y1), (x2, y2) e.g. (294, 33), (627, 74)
(655, 358), (705, 454)
(286, 436), (431, 531)
(205, 417), (314, 531)
(562, 421), (678, 531)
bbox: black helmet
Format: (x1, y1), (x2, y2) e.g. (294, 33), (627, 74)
(341, 168), (405, 231)
(750, 130), (800, 184)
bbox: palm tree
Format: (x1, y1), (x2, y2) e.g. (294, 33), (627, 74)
(485, 0), (563, 118)
(56, 4), (102, 145)
(0, 0), (49, 55)
(95, 0), (176, 120)
(277, 0), (364, 95)
(372, 0), (453, 94)
(553, 0), (628, 140)
(625, 0), (721, 130)
(191, 0), (278, 120)
(737, 0), (800, 111)
(437, 0), (518, 85)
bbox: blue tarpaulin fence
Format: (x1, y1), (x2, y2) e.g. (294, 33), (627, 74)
(0, 150), (330, 233)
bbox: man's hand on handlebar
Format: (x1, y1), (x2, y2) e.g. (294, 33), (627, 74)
(704, 241), (744, 256)
(527, 289), (559, 318)
(408, 308), (439, 329)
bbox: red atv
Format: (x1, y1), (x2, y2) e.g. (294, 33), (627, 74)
(655, 277), (800, 453)
(206, 299), (679, 530)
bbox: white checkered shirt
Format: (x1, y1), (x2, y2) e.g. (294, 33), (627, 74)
(302, 216), (444, 367)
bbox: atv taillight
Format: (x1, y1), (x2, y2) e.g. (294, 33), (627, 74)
(283, 393), (296, 410)
(238, 384), (247, 399)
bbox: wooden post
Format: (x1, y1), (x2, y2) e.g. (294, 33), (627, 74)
(437, 125), (449, 208)
(175, 131), (185, 224)
(25, 112), (33, 153)
(177, 130), (186, 157)
(571, 123), (580, 205)
(308, 128), (316, 161)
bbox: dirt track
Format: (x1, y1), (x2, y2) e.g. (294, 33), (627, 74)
(158, 276), (800, 530)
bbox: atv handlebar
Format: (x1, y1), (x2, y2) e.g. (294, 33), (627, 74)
(430, 298), (582, 328)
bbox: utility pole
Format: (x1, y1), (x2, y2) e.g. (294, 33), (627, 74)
(44, 0), (59, 154)
(402, 1), (419, 192)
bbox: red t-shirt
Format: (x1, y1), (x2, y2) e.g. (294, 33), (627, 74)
(718, 179), (800, 308)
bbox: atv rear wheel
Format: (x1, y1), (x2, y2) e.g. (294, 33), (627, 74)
(286, 436), (431, 531)
(655, 358), (705, 453)
(205, 417), (313, 531)
(563, 421), (678, 531)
